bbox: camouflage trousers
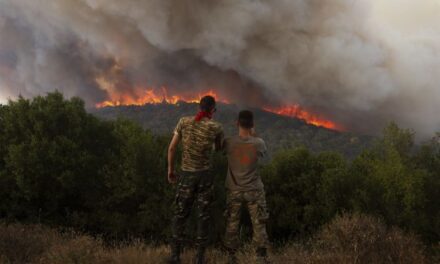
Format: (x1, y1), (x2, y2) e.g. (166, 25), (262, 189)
(224, 189), (270, 250)
(171, 170), (214, 247)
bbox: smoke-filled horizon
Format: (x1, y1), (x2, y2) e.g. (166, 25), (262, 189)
(1, 0), (440, 138)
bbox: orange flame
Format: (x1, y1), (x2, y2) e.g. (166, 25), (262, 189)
(96, 84), (342, 131)
(96, 86), (228, 108)
(263, 105), (343, 131)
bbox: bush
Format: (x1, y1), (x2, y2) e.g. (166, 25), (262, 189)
(314, 213), (427, 264)
(262, 148), (352, 240)
(42, 235), (109, 264)
(0, 223), (58, 263)
(349, 124), (438, 243)
(0, 93), (173, 241)
(261, 123), (439, 244)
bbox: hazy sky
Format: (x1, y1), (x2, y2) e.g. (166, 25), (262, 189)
(0, 88), (10, 104)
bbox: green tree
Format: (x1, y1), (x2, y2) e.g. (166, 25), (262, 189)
(98, 118), (172, 238)
(350, 123), (430, 240)
(0, 93), (112, 223)
(262, 148), (350, 240)
(412, 134), (440, 242)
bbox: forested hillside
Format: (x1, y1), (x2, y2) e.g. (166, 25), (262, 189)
(92, 103), (373, 158)
(0, 93), (439, 247)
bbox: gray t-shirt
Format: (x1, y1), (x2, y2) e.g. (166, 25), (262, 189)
(224, 135), (267, 191)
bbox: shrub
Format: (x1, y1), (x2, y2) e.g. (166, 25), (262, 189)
(262, 148), (352, 240)
(0, 93), (173, 241)
(42, 235), (109, 264)
(314, 213), (427, 264)
(0, 223), (59, 263)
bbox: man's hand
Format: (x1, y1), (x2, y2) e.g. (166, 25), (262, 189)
(214, 132), (224, 152)
(168, 170), (179, 184)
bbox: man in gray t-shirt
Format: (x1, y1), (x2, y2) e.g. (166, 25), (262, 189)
(225, 133), (267, 191)
(223, 110), (270, 264)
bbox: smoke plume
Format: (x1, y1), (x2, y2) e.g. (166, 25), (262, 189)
(1, 0), (440, 137)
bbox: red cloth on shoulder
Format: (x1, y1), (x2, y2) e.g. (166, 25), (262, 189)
(195, 111), (212, 122)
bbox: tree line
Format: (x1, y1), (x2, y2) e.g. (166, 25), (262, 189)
(0, 92), (438, 245)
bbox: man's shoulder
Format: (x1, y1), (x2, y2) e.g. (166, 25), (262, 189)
(178, 116), (194, 126)
(206, 119), (223, 131)
(226, 136), (264, 143)
(225, 135), (239, 142)
(253, 137), (265, 144)
(179, 117), (222, 132)
(179, 116), (194, 122)
(208, 119), (222, 126)
(250, 137), (266, 148)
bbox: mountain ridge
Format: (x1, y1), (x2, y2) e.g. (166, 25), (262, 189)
(91, 102), (373, 157)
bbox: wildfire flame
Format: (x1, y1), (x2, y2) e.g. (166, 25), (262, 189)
(263, 105), (343, 131)
(96, 88), (223, 108)
(96, 86), (228, 108)
(96, 86), (341, 131)
(95, 74), (229, 108)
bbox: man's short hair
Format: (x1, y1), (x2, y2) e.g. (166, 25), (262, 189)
(238, 110), (254, 129)
(200, 95), (216, 112)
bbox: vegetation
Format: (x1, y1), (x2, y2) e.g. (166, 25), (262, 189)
(93, 102), (373, 158)
(0, 93), (439, 253)
(263, 125), (440, 244)
(0, 214), (433, 264)
(0, 93), (172, 240)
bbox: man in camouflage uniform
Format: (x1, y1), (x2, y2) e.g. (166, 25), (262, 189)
(223, 110), (270, 264)
(167, 96), (223, 264)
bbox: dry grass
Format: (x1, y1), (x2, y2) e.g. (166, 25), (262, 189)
(312, 213), (428, 264)
(0, 214), (433, 264)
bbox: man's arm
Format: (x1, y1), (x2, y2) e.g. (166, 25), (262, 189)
(258, 139), (269, 165)
(260, 140), (268, 157)
(214, 125), (224, 152)
(167, 133), (180, 184)
(215, 132), (224, 152)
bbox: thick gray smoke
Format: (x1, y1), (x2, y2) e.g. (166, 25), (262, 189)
(1, 0), (440, 137)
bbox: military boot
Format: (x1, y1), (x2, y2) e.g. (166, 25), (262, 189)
(194, 247), (206, 264)
(227, 249), (238, 264)
(166, 243), (181, 264)
(256, 247), (270, 264)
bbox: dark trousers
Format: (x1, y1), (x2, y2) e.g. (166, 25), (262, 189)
(171, 170), (214, 248)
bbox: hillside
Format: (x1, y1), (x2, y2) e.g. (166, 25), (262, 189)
(91, 102), (373, 157)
